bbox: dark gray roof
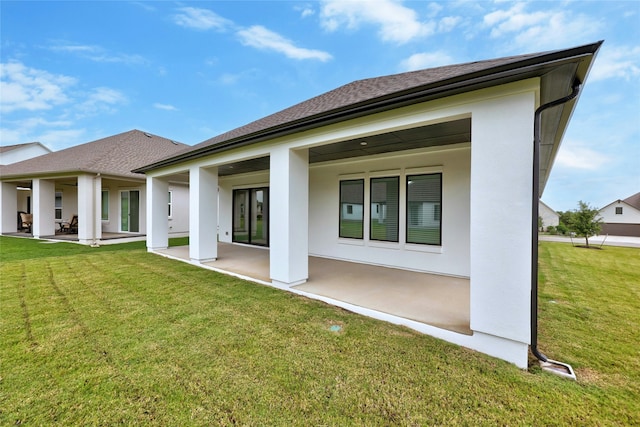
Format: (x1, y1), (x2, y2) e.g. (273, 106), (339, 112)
(623, 192), (640, 210)
(1, 130), (187, 180)
(135, 41), (602, 176)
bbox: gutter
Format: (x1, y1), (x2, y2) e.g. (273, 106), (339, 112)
(134, 43), (603, 174)
(530, 79), (581, 380)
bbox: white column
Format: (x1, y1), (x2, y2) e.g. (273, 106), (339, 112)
(189, 166), (218, 263)
(32, 178), (55, 238)
(146, 176), (169, 250)
(77, 174), (95, 244)
(469, 91), (535, 368)
(269, 147), (309, 286)
(0, 182), (18, 233)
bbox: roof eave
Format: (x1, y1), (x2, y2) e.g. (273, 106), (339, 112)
(135, 41), (604, 174)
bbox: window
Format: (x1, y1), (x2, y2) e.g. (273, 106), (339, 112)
(370, 176), (399, 242)
(55, 191), (63, 220)
(101, 190), (109, 220)
(406, 173), (442, 245)
(615, 206), (623, 215)
(168, 191), (173, 218)
(339, 179), (364, 239)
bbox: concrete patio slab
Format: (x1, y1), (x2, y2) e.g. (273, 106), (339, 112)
(156, 243), (470, 334)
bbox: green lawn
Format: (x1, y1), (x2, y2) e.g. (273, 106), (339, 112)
(1, 236), (638, 425)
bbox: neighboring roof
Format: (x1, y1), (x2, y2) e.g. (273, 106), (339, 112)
(135, 41), (602, 180)
(0, 142), (49, 154)
(623, 192), (640, 210)
(1, 130), (187, 180)
(599, 192), (640, 212)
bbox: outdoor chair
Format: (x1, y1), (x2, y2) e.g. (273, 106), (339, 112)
(18, 212), (33, 233)
(60, 215), (78, 233)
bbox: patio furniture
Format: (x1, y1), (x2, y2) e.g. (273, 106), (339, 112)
(60, 215), (78, 233)
(18, 212), (32, 233)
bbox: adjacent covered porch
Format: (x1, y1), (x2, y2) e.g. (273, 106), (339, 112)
(156, 242), (471, 335)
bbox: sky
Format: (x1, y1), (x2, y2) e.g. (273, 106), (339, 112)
(1, 0), (638, 211)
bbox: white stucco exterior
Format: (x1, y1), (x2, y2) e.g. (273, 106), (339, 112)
(144, 79), (544, 368)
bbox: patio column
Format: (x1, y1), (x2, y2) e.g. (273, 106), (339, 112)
(269, 146), (308, 286)
(147, 176), (169, 250)
(469, 92), (535, 368)
(0, 182), (18, 233)
(77, 174), (99, 244)
(189, 166), (218, 263)
(32, 178), (55, 238)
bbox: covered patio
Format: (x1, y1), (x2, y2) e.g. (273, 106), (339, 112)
(155, 243), (471, 335)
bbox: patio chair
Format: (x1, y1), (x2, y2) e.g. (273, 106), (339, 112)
(60, 215), (78, 233)
(18, 212), (33, 233)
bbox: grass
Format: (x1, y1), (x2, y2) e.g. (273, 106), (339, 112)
(1, 236), (638, 425)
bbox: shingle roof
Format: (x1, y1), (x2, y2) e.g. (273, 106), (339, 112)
(0, 130), (187, 180)
(623, 192), (640, 210)
(135, 41), (602, 174)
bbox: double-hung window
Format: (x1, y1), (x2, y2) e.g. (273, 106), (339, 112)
(370, 176), (399, 242)
(339, 179), (364, 239)
(406, 173), (442, 245)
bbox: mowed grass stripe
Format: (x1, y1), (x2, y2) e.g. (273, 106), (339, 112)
(1, 237), (639, 425)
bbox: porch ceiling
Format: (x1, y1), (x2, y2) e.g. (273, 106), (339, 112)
(218, 118), (470, 176)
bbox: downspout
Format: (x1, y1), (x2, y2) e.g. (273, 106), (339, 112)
(91, 173), (101, 247)
(530, 79), (581, 376)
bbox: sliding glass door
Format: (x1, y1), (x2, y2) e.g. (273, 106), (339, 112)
(120, 190), (140, 233)
(233, 187), (268, 246)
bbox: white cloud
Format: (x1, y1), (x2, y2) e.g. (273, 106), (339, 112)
(320, 0), (435, 44)
(49, 42), (147, 65)
(173, 7), (232, 31)
(588, 45), (640, 82)
(154, 103), (178, 111)
(438, 16), (462, 32)
(483, 3), (602, 51)
(294, 4), (315, 18)
(75, 87), (127, 118)
(400, 51), (454, 71)
(555, 143), (611, 170)
(237, 25), (332, 61)
(0, 61), (75, 113)
(0, 117), (80, 146)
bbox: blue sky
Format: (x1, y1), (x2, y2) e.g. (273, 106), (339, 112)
(1, 1), (638, 211)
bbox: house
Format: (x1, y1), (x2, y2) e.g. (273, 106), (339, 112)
(539, 200), (560, 231)
(135, 42), (602, 368)
(0, 130), (190, 244)
(598, 192), (640, 237)
(0, 142), (51, 165)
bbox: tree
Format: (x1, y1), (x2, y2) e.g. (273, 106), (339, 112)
(571, 201), (602, 248)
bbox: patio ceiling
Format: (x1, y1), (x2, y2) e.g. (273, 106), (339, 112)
(218, 118), (470, 176)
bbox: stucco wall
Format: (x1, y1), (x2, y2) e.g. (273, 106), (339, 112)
(168, 184), (189, 234)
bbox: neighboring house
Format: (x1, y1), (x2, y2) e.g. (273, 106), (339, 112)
(597, 192), (640, 237)
(0, 130), (189, 244)
(539, 200), (560, 231)
(0, 142), (51, 165)
(136, 42), (602, 368)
